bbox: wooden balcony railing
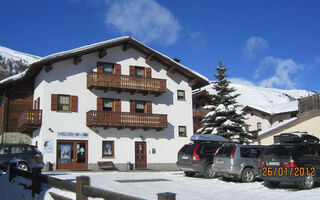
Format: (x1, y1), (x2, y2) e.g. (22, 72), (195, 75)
(86, 111), (167, 131)
(87, 72), (166, 96)
(17, 110), (42, 133)
(193, 109), (210, 118)
(298, 94), (320, 114)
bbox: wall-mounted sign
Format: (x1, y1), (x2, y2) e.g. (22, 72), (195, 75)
(57, 132), (89, 138)
(43, 139), (53, 153)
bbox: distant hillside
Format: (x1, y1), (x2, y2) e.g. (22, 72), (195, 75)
(196, 82), (316, 111)
(0, 46), (40, 80)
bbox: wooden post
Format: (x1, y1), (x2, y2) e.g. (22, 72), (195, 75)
(76, 176), (90, 200)
(32, 167), (42, 197)
(8, 162), (17, 182)
(157, 192), (176, 200)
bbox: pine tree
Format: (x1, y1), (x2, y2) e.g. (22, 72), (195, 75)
(197, 61), (252, 144)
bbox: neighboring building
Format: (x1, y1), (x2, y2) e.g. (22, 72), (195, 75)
(0, 36), (209, 170)
(192, 90), (299, 137)
(258, 94), (320, 145)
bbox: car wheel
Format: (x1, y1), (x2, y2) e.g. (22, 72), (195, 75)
(184, 171), (195, 177)
(203, 164), (216, 179)
(18, 162), (30, 172)
(240, 168), (255, 182)
(298, 173), (314, 189)
(265, 181), (280, 188)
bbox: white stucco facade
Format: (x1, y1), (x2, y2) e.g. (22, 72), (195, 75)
(30, 45), (197, 170)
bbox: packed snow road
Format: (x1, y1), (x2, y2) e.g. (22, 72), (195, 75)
(46, 171), (320, 200)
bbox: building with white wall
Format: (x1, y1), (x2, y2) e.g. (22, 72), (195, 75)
(0, 37), (209, 170)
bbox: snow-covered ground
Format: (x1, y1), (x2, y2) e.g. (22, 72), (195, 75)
(1, 171), (319, 200)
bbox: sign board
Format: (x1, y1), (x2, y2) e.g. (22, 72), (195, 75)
(57, 132), (89, 138)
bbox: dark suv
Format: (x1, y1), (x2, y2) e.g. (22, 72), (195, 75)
(259, 133), (320, 189)
(177, 134), (228, 178)
(0, 144), (44, 171)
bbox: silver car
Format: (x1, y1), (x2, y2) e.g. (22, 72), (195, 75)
(212, 143), (265, 182)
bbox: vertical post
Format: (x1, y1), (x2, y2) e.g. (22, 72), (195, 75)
(157, 192), (176, 200)
(32, 167), (42, 197)
(8, 162), (17, 182)
(76, 176), (90, 200)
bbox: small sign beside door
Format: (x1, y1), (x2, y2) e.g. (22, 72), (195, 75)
(57, 132), (89, 138)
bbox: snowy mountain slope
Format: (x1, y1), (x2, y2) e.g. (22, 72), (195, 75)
(0, 46), (40, 80)
(196, 82), (315, 113)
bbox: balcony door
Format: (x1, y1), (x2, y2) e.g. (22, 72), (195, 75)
(57, 140), (88, 169)
(135, 142), (147, 169)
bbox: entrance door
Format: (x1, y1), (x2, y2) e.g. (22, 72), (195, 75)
(135, 142), (147, 169)
(57, 140), (88, 169)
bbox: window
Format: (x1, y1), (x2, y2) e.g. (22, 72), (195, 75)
(257, 122), (262, 131)
(103, 63), (113, 74)
(244, 125), (250, 132)
(136, 101), (145, 113)
(58, 95), (70, 111)
(177, 90), (185, 101)
(103, 99), (113, 111)
(102, 141), (114, 157)
(135, 67), (145, 77)
(179, 126), (187, 137)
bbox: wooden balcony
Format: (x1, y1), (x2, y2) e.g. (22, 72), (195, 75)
(17, 110), (42, 133)
(193, 109), (210, 118)
(86, 111), (167, 131)
(87, 72), (166, 96)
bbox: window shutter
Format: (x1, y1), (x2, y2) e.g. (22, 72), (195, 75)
(146, 101), (152, 113)
(130, 100), (135, 113)
(114, 64), (121, 75)
(71, 96), (78, 112)
(37, 97), (40, 109)
(146, 68), (151, 78)
(114, 99), (121, 112)
(129, 65), (135, 76)
(97, 63), (103, 73)
(34, 100), (37, 110)
(51, 94), (58, 111)
(97, 98), (103, 111)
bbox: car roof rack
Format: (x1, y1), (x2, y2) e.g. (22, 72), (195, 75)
(274, 132), (320, 144)
(190, 134), (229, 143)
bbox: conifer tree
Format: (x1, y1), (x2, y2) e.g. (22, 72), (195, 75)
(197, 61), (251, 144)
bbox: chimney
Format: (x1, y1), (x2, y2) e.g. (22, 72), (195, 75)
(173, 57), (180, 63)
(269, 101), (274, 112)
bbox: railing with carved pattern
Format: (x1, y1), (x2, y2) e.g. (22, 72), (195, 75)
(193, 109), (210, 118)
(86, 111), (167, 130)
(87, 72), (166, 95)
(17, 110), (42, 133)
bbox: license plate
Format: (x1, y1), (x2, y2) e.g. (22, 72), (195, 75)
(217, 160), (225, 164)
(267, 161), (280, 166)
(181, 156), (189, 160)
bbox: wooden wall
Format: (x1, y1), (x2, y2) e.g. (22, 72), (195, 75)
(5, 80), (34, 132)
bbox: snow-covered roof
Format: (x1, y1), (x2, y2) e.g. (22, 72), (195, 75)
(194, 81), (313, 115)
(0, 36), (209, 88)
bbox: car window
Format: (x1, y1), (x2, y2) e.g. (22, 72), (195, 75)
(201, 145), (219, 154)
(0, 146), (10, 155)
(296, 145), (317, 157)
(216, 145), (234, 157)
(262, 145), (296, 156)
(240, 148), (262, 158)
(10, 146), (20, 154)
(21, 145), (33, 153)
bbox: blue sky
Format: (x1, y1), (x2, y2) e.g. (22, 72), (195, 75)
(1, 0), (320, 92)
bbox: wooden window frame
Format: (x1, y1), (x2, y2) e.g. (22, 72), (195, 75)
(103, 98), (114, 112)
(135, 66), (145, 77)
(178, 126), (187, 137)
(135, 101), (146, 113)
(177, 90), (186, 101)
(102, 141), (114, 158)
(58, 95), (71, 112)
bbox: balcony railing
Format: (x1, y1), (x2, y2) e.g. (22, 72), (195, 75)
(87, 72), (166, 95)
(193, 109), (210, 118)
(17, 110), (42, 133)
(86, 111), (167, 130)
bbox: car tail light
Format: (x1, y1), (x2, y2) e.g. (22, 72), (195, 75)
(258, 161), (265, 167)
(283, 160), (296, 167)
(230, 146), (237, 159)
(192, 144), (200, 161)
(34, 154), (42, 162)
(214, 146), (222, 158)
